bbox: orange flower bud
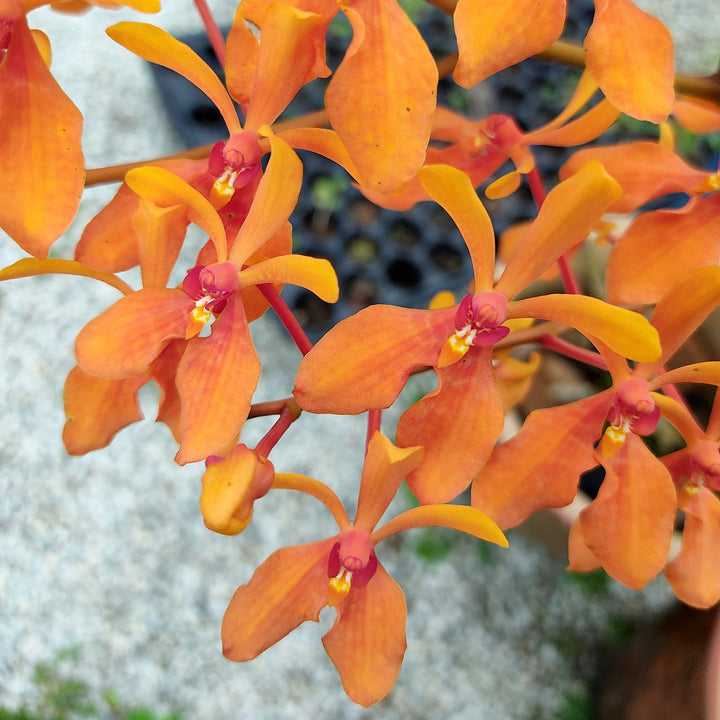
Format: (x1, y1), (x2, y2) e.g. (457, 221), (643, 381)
(199, 444), (275, 535)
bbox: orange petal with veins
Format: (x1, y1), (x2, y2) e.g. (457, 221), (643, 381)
(665, 487), (720, 608)
(322, 562), (407, 708)
(0, 13), (84, 257)
(606, 197), (720, 307)
(579, 433), (676, 589)
(222, 538), (334, 660)
(398, 347), (504, 504)
(560, 141), (706, 214)
(75, 288), (192, 379)
(472, 392), (611, 529)
(175, 294), (261, 464)
(294, 304), (455, 415)
(584, 0), (674, 122)
(353, 432), (423, 531)
(62, 365), (147, 455)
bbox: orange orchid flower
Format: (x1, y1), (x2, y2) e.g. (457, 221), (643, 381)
(0, 0), (84, 258)
(360, 71), (620, 211)
(232, 0), (438, 193)
(452, 0), (674, 123)
(562, 140), (720, 305)
(73, 138), (338, 465)
(221, 431), (507, 707)
(472, 266), (720, 590)
(294, 161), (661, 504)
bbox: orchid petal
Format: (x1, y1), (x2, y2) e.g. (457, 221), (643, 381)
(580, 433), (676, 589)
(418, 164), (495, 291)
(508, 294), (661, 363)
(0, 13), (84, 257)
(472, 393), (611, 529)
(132, 199), (187, 289)
(62, 366), (147, 455)
(239, 255), (338, 303)
(174, 294), (261, 464)
(230, 133), (302, 266)
(76, 182), (141, 272)
(560, 141), (706, 214)
(244, 3), (330, 131)
(0, 257), (132, 295)
(638, 266), (720, 376)
(278, 127), (361, 182)
(524, 99), (620, 147)
(222, 538), (334, 661)
(353, 432), (423, 531)
(151, 339), (186, 443)
(528, 70), (600, 135)
(325, 0), (437, 193)
(665, 487), (720, 608)
(75, 288), (192, 379)
(495, 161), (622, 299)
(652, 363), (720, 391)
(107, 22), (241, 134)
(125, 166), (228, 263)
(223, 4), (259, 106)
(373, 504), (508, 547)
(322, 562), (406, 707)
(294, 304), (455, 414)
(673, 96), (720, 134)
(398, 347), (504, 504)
(584, 0), (674, 122)
(567, 517), (603, 573)
(606, 197), (720, 307)
(453, 0), (565, 86)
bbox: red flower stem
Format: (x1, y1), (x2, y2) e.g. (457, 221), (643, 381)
(540, 334), (609, 371)
(193, 0), (226, 68)
(527, 166), (581, 295)
(366, 409), (382, 451)
(256, 283), (314, 355)
(254, 399), (303, 458)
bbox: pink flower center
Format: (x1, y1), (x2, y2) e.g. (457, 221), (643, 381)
(208, 132), (262, 207)
(327, 527), (378, 606)
(183, 261), (239, 315)
(607, 376), (660, 436)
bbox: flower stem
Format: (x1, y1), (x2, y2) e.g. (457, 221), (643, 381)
(254, 399), (303, 458)
(193, 0), (226, 68)
(540, 333), (609, 371)
(256, 283), (314, 356)
(366, 409), (382, 451)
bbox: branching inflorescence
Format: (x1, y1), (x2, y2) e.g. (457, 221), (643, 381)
(2, 0), (720, 706)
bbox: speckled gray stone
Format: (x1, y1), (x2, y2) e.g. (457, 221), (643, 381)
(0, 1), (714, 717)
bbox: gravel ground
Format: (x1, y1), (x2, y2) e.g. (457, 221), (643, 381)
(0, 1), (716, 718)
